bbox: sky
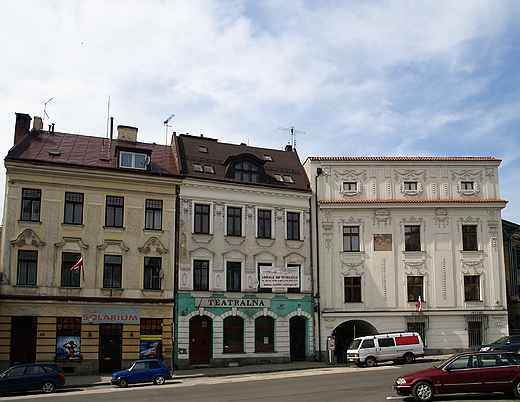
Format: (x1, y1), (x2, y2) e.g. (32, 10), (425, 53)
(1, 0), (520, 222)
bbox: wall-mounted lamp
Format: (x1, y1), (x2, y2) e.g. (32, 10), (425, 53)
(88, 318), (93, 324)
(88, 331), (92, 337)
(130, 332), (134, 337)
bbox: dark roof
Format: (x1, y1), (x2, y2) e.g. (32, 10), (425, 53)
(174, 134), (310, 191)
(6, 130), (181, 177)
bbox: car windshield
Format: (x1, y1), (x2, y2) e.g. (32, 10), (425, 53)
(491, 336), (509, 344)
(348, 339), (361, 349)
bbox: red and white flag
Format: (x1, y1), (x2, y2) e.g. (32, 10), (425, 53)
(417, 295), (422, 314)
(70, 258), (83, 271)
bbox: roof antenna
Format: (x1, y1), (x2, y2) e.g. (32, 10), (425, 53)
(43, 98), (53, 124)
(164, 114), (174, 145)
(105, 95), (111, 138)
(278, 126), (305, 149)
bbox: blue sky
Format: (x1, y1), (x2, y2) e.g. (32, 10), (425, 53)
(1, 0), (520, 222)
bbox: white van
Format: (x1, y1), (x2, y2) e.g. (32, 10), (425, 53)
(346, 332), (424, 367)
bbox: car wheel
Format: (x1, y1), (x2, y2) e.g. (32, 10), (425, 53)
(412, 381), (434, 402)
(118, 378), (129, 388)
(41, 381), (55, 394)
(365, 356), (376, 367)
(403, 353), (415, 364)
(512, 379), (520, 398)
(154, 375), (165, 385)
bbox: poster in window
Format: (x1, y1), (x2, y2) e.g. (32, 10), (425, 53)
(56, 336), (80, 360)
(140, 335), (162, 359)
(374, 234), (392, 251)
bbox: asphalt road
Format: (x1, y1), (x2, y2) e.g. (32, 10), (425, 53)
(1, 361), (517, 402)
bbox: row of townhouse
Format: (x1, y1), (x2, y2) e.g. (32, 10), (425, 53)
(0, 112), (509, 374)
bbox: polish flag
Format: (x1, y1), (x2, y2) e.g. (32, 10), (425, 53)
(70, 258), (83, 271)
(417, 295), (422, 314)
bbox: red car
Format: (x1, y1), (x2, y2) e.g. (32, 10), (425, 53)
(394, 351), (520, 401)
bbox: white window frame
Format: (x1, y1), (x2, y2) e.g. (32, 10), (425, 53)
(256, 207), (274, 239)
(119, 151), (149, 170)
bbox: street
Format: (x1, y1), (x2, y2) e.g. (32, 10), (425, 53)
(0, 361), (517, 402)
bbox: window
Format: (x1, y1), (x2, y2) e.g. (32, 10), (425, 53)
(197, 145), (208, 153)
(194, 260), (209, 291)
(234, 161), (258, 183)
(462, 225), (477, 251)
(407, 276), (423, 302)
(404, 181), (418, 191)
(287, 212), (300, 240)
(140, 318), (162, 359)
(344, 277), (361, 302)
(405, 225), (421, 251)
(258, 263), (272, 293)
(258, 209), (271, 239)
(144, 257), (161, 290)
(192, 163), (214, 173)
(343, 182), (357, 191)
(145, 199), (162, 230)
(194, 204), (210, 234)
(464, 275), (480, 301)
(64, 192), (83, 224)
(17, 250), (37, 285)
(407, 321), (426, 343)
(224, 316), (243, 353)
(106, 196), (124, 227)
(343, 226), (359, 251)
(255, 316), (274, 352)
(120, 151), (148, 169)
(61, 252), (81, 287)
(287, 264), (301, 293)
(103, 255), (122, 288)
(461, 181), (474, 190)
(468, 321), (483, 347)
(378, 338), (395, 347)
(227, 261), (241, 292)
(227, 207), (242, 236)
(21, 189), (41, 221)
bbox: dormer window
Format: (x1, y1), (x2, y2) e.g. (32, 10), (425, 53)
(263, 155), (273, 161)
(234, 161), (258, 183)
(119, 151), (149, 170)
(197, 145), (208, 153)
(193, 163), (215, 174)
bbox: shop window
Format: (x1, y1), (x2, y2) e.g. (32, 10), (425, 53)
(56, 318), (81, 360)
(140, 318), (162, 359)
(21, 188), (41, 221)
(343, 226), (359, 251)
(226, 261), (241, 292)
(227, 207), (242, 236)
(61, 252), (81, 287)
(145, 199), (162, 230)
(255, 316), (274, 352)
(194, 260), (209, 291)
(407, 276), (423, 302)
(194, 204), (210, 234)
(144, 257), (161, 290)
(64, 192), (83, 225)
(17, 250), (37, 286)
(405, 225), (421, 251)
(257, 209), (271, 239)
(103, 255), (122, 288)
(224, 316), (244, 353)
(344, 277), (361, 302)
(464, 275), (480, 301)
(462, 225), (478, 251)
(287, 212), (300, 240)
(106, 196), (124, 227)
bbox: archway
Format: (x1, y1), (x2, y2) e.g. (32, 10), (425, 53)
(332, 320), (378, 364)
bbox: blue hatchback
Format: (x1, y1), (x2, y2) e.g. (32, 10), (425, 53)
(0, 363), (65, 394)
(111, 359), (172, 388)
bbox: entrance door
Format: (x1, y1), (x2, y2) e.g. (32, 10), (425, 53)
(190, 316), (211, 365)
(99, 324), (122, 373)
(10, 316), (37, 365)
(290, 317), (306, 361)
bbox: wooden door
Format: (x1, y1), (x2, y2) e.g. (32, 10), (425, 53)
(290, 316), (306, 361)
(190, 316), (211, 365)
(10, 317), (37, 365)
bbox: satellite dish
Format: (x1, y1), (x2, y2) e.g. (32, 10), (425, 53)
(159, 269), (164, 278)
(144, 155), (150, 167)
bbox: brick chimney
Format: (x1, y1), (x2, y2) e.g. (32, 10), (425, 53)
(14, 113), (32, 146)
(117, 125), (138, 142)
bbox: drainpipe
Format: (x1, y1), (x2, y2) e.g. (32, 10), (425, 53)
(173, 184), (181, 371)
(315, 167), (323, 360)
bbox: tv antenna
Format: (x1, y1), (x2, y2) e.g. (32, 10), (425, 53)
(164, 114), (174, 145)
(43, 98), (53, 123)
(278, 126), (305, 149)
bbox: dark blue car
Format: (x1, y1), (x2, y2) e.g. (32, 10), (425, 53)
(111, 359), (172, 388)
(0, 363), (65, 394)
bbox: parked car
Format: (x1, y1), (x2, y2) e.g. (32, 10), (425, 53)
(347, 332), (424, 367)
(111, 359), (172, 388)
(0, 363), (65, 394)
(394, 351), (520, 401)
(480, 335), (520, 352)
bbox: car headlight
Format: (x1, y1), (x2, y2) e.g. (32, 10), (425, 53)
(480, 347), (490, 351)
(396, 377), (407, 385)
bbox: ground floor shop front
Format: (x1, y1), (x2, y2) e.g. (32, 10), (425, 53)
(175, 293), (314, 369)
(0, 298), (173, 374)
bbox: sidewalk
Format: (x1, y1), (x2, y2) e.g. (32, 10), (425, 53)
(63, 355), (451, 389)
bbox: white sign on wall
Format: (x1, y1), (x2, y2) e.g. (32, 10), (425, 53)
(260, 266), (299, 288)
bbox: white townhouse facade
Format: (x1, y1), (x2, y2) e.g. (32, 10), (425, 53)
(304, 157), (508, 361)
(173, 134), (313, 369)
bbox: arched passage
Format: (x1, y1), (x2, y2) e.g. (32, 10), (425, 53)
(333, 320), (378, 363)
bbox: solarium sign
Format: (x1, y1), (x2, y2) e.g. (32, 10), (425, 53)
(82, 307), (140, 324)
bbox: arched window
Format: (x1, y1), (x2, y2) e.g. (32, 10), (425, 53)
(255, 316), (274, 352)
(224, 316), (244, 353)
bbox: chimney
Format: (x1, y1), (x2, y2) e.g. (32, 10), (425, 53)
(33, 116), (43, 131)
(285, 144), (293, 151)
(14, 113), (32, 146)
(117, 125), (138, 142)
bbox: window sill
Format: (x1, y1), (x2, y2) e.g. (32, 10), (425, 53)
(144, 229), (163, 236)
(225, 236), (245, 245)
(142, 289), (164, 297)
(256, 238), (275, 247)
(104, 226), (125, 233)
(62, 223), (84, 231)
(101, 288), (123, 296)
(18, 220), (41, 227)
(254, 351), (276, 354)
(285, 239), (303, 249)
(58, 287), (82, 295)
(192, 233), (213, 243)
(13, 285), (38, 294)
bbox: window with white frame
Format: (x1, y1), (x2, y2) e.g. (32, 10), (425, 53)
(119, 151), (149, 170)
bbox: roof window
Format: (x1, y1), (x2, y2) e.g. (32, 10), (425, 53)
(263, 155), (273, 161)
(119, 151), (149, 170)
(274, 174), (294, 183)
(193, 163), (215, 174)
(197, 145), (208, 153)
